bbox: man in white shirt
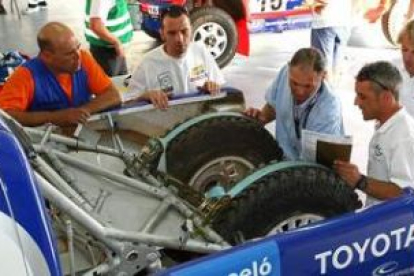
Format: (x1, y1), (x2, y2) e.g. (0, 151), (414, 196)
(334, 61), (414, 207)
(127, 5), (224, 109)
(398, 20), (414, 117)
(310, 0), (352, 81)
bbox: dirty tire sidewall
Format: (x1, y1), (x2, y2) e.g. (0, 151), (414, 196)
(212, 165), (362, 244)
(166, 116), (283, 191)
(190, 7), (238, 68)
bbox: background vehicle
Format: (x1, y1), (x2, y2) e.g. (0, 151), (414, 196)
(133, 0), (414, 67)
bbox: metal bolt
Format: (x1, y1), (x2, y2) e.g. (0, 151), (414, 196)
(126, 251), (139, 261)
(146, 252), (159, 263)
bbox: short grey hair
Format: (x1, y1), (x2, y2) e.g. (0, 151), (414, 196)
(356, 61), (402, 100)
(289, 47), (326, 73)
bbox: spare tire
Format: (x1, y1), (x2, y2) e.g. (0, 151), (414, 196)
(381, 0), (411, 45)
(166, 115), (283, 193)
(212, 164), (362, 244)
(190, 7), (238, 68)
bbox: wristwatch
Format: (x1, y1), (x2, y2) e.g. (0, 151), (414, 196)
(355, 175), (368, 191)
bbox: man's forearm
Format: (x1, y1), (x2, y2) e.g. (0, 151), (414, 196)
(6, 109), (68, 127)
(138, 90), (153, 101)
(364, 178), (403, 200)
(137, 90), (168, 101)
(90, 18), (121, 48)
(260, 103), (276, 124)
(83, 83), (121, 113)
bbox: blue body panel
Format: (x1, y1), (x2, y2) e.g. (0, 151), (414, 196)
(159, 190), (414, 276)
(104, 86), (241, 113)
(0, 119), (62, 276)
(249, 15), (312, 34)
(286, 0), (306, 10)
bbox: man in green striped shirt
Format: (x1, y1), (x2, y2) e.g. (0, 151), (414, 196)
(85, 0), (133, 76)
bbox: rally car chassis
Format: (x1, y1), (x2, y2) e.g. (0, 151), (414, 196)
(2, 108), (413, 275)
(0, 89), (361, 275)
(3, 90), (249, 274)
(23, 122), (228, 275)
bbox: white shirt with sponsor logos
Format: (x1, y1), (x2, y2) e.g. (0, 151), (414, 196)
(366, 108), (414, 206)
(126, 42), (224, 101)
(400, 69), (414, 118)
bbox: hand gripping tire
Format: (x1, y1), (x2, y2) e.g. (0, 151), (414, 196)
(165, 115), (283, 193)
(212, 163), (362, 244)
(190, 6), (238, 68)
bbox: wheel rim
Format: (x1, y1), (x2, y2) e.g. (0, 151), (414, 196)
(192, 22), (228, 59)
(188, 156), (254, 193)
(267, 213), (324, 235)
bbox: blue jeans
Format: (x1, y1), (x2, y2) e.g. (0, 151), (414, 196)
(311, 27), (350, 74)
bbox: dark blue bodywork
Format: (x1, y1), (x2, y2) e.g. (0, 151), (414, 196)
(0, 117), (62, 275)
(159, 191), (414, 275)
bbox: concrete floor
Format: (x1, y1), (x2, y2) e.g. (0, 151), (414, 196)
(0, 0), (402, 172)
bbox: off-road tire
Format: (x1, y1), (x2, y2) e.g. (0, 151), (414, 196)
(190, 7), (238, 68)
(166, 115), (283, 192)
(212, 164), (362, 244)
(382, 0), (409, 45)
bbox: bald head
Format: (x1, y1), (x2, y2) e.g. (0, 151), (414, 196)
(37, 22), (74, 53)
(37, 22), (81, 75)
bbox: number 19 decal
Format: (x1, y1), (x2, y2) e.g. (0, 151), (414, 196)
(260, 0), (283, 12)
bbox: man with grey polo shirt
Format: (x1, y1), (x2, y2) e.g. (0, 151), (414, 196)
(334, 61), (414, 207)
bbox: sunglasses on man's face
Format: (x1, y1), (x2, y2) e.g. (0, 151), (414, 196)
(359, 71), (394, 93)
(368, 77), (394, 93)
